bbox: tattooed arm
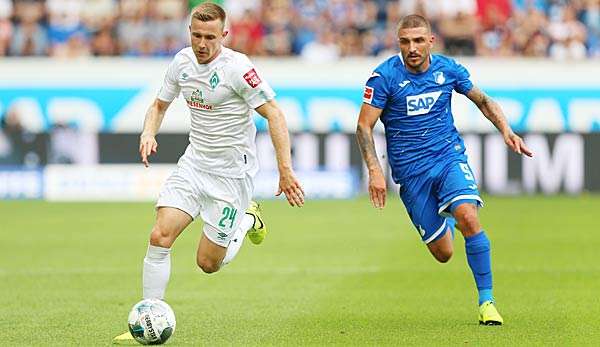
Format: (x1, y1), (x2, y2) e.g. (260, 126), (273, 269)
(466, 86), (533, 157)
(356, 103), (386, 208)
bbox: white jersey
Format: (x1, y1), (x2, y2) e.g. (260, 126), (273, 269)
(157, 46), (275, 178)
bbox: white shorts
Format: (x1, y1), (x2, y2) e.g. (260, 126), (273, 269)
(156, 153), (254, 247)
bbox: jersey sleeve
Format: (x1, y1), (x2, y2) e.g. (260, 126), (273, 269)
(230, 56), (276, 109)
(157, 58), (181, 102)
(452, 59), (473, 95)
(363, 71), (389, 109)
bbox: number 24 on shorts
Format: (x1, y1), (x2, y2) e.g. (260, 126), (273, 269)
(218, 206), (237, 229)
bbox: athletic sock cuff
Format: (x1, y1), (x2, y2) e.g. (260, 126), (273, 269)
(146, 244), (171, 260)
(465, 231), (490, 254)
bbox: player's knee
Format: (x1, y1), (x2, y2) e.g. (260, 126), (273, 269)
(196, 257), (220, 274)
(455, 212), (480, 236)
(434, 249), (453, 263)
(149, 225), (175, 248)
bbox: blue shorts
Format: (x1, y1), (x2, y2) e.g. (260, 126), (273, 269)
(399, 160), (483, 244)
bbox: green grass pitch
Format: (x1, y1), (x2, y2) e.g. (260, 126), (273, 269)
(1, 196), (599, 346)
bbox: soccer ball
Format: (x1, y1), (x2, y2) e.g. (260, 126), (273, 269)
(128, 299), (176, 345)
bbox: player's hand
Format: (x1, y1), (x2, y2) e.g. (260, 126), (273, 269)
(369, 169), (386, 209)
(504, 132), (533, 157)
(139, 133), (158, 167)
(276, 169), (305, 207)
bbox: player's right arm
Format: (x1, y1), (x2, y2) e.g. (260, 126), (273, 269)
(356, 103), (386, 209)
(139, 98), (171, 167)
(141, 55), (181, 167)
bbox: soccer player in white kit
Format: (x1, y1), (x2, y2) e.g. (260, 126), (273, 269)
(114, 3), (304, 342)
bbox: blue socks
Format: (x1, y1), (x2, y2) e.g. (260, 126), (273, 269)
(465, 231), (493, 305)
(446, 217), (456, 239)
(478, 289), (493, 305)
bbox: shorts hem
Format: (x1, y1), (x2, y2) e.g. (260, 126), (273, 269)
(202, 224), (230, 248)
(423, 219), (448, 244)
(155, 201), (198, 220)
(438, 194), (483, 215)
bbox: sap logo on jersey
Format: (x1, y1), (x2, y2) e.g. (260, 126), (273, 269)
(406, 91), (442, 115)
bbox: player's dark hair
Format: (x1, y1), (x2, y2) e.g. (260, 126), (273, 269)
(191, 2), (226, 25)
(397, 14), (431, 34)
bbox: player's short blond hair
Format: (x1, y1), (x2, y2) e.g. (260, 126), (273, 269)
(191, 2), (226, 26)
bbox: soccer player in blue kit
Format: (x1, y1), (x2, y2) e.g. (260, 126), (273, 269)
(356, 14), (533, 325)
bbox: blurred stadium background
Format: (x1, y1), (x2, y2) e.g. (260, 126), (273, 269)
(2, 0), (600, 345)
(1, 0), (599, 199)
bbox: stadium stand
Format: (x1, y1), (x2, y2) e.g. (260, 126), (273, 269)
(0, 0), (598, 59)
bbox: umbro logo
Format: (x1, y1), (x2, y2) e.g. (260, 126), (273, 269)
(399, 80), (411, 88)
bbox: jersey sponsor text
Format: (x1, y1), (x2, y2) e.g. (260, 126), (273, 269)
(186, 100), (214, 110)
(406, 91), (442, 115)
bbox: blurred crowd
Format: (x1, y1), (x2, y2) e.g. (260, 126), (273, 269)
(0, 0), (599, 60)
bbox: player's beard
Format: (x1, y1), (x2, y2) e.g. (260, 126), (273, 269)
(406, 53), (428, 72)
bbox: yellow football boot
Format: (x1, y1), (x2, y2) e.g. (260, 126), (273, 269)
(246, 201), (267, 245)
(479, 301), (504, 325)
(112, 331), (136, 344)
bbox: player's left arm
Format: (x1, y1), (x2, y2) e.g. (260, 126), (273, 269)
(466, 86), (533, 157)
(255, 100), (305, 207)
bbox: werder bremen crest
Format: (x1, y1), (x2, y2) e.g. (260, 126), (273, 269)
(210, 71), (220, 89)
(190, 89), (204, 103)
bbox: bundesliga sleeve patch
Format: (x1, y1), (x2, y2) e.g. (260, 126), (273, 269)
(363, 86), (374, 103)
(243, 68), (262, 88)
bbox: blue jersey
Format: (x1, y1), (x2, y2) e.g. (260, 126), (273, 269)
(363, 54), (473, 184)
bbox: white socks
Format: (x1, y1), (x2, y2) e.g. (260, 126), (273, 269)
(142, 214), (254, 298)
(221, 214), (254, 266)
(143, 245), (171, 300)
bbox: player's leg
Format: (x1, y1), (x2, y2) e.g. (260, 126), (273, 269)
(222, 204), (262, 264)
(143, 207), (192, 299)
(438, 161), (502, 325)
(149, 207), (193, 247)
(399, 174), (455, 262)
(451, 202), (492, 303)
(195, 213), (255, 273)
(144, 161), (201, 299)
(451, 201), (502, 325)
(426, 227), (453, 263)
(218, 201), (266, 267)
(195, 173), (260, 273)
(196, 228), (227, 273)
(115, 167), (200, 343)
(452, 201), (481, 236)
